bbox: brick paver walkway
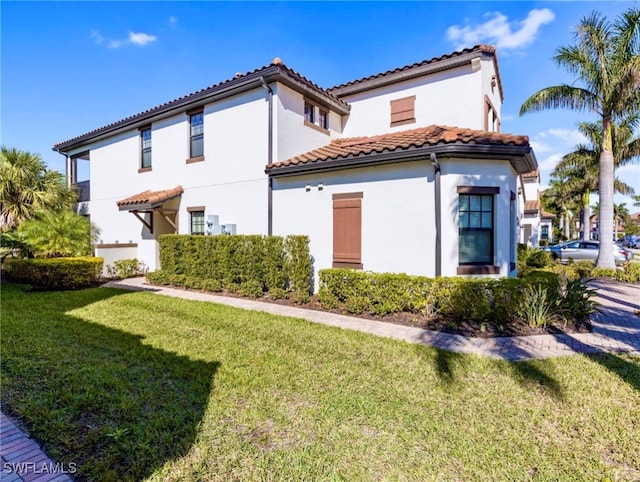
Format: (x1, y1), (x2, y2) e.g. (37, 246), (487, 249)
(2, 277), (638, 479)
(0, 413), (73, 482)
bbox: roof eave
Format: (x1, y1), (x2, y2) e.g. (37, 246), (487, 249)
(55, 67), (349, 153)
(329, 50), (484, 98)
(266, 143), (537, 177)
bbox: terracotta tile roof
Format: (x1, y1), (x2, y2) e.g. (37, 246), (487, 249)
(267, 125), (530, 170)
(524, 200), (540, 213)
(328, 44), (503, 99)
(541, 209), (556, 218)
(522, 169), (539, 180)
(54, 62), (348, 150)
(117, 186), (184, 210)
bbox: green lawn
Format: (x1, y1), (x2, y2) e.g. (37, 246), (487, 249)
(2, 283), (640, 481)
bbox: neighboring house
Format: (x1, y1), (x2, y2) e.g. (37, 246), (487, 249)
(53, 44), (537, 283)
(519, 170), (553, 246)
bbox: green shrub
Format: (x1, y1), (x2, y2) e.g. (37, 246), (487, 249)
(285, 235), (312, 303)
(106, 258), (147, 279)
(317, 268), (596, 327)
(590, 264), (640, 284)
(559, 279), (598, 321)
(518, 285), (557, 328)
(151, 234), (312, 300)
(517, 244), (552, 273)
(574, 261), (595, 279)
(238, 280), (264, 298)
(430, 278), (494, 322)
(3, 257), (103, 291)
(590, 268), (619, 279)
(318, 269), (431, 316)
(268, 287), (288, 300)
(145, 270), (172, 285)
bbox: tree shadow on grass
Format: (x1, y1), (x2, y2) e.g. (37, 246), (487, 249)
(414, 342), (565, 400)
(1, 284), (218, 481)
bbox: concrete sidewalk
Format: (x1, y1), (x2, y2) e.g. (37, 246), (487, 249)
(103, 276), (640, 362)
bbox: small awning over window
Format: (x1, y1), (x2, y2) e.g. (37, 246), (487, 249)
(117, 186), (184, 211)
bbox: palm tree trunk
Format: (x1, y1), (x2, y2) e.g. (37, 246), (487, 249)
(582, 191), (590, 241)
(564, 211), (570, 239)
(597, 119), (616, 269)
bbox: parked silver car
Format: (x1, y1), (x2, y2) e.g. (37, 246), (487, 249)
(543, 240), (634, 266)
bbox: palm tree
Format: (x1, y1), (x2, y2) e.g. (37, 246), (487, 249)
(16, 210), (98, 257)
(633, 194), (640, 207)
(0, 146), (76, 231)
(542, 174), (581, 240)
(520, 8), (640, 268)
(553, 118), (637, 240)
(614, 202), (631, 239)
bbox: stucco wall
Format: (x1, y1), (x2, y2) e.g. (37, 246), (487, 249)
(272, 161), (436, 288)
(273, 157), (518, 289)
(274, 83), (342, 162)
(86, 87), (273, 270)
(439, 158), (518, 277)
(339, 64), (483, 138)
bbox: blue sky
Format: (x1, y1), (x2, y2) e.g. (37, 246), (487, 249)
(2, 1), (639, 211)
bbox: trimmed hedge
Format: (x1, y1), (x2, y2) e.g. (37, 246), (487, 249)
(3, 257), (104, 291)
(147, 234), (312, 301)
(318, 268), (594, 323)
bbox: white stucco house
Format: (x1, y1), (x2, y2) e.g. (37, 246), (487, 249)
(519, 170), (554, 246)
(53, 44), (537, 283)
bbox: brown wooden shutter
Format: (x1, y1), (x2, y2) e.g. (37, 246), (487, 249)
(390, 96), (416, 127)
(333, 193), (363, 269)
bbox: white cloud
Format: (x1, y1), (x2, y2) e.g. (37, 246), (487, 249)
(128, 32), (157, 46)
(169, 16), (178, 26)
(531, 128), (588, 155)
(91, 30), (158, 48)
(90, 30), (104, 45)
(447, 8), (555, 50)
(546, 128), (589, 147)
(538, 153), (562, 171)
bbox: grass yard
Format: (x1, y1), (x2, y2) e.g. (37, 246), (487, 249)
(2, 283), (640, 481)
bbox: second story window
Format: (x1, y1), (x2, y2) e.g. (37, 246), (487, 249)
(304, 102), (315, 123)
(304, 100), (329, 133)
(140, 127), (152, 170)
(319, 109), (328, 129)
(190, 111), (204, 159)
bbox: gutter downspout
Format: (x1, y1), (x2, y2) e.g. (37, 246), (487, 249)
(430, 153), (441, 277)
(52, 147), (71, 187)
(261, 76), (274, 235)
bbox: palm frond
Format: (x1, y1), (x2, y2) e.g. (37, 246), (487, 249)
(519, 85), (598, 116)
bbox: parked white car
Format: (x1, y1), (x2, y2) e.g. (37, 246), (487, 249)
(543, 240), (634, 266)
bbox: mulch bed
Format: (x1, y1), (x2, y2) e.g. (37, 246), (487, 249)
(139, 283), (592, 339)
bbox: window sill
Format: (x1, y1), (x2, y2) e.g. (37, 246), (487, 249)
(304, 120), (330, 135)
(457, 265), (500, 275)
(390, 118), (416, 127)
(333, 261), (363, 269)
(138, 166), (152, 173)
(186, 156), (205, 164)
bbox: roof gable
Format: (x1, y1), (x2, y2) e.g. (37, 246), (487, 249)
(328, 44), (504, 100)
